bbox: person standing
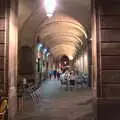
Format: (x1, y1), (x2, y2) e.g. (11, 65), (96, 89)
(48, 71), (52, 80)
(64, 71), (70, 90)
(53, 70), (57, 79)
(57, 72), (60, 80)
(69, 71), (76, 91)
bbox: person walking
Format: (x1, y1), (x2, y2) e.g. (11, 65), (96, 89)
(69, 71), (76, 91)
(53, 70), (57, 79)
(48, 71), (52, 80)
(57, 71), (60, 80)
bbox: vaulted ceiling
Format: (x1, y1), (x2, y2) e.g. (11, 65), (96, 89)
(19, 0), (90, 59)
(36, 13), (87, 58)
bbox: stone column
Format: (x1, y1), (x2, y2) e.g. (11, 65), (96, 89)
(88, 40), (92, 87)
(8, 0), (18, 120)
(92, 0), (120, 120)
(82, 50), (84, 73)
(80, 54), (83, 73)
(19, 46), (35, 81)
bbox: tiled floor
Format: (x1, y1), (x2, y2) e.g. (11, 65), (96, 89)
(17, 79), (93, 120)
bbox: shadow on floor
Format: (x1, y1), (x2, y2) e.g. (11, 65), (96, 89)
(76, 98), (92, 105)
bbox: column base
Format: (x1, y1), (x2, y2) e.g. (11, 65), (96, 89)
(95, 98), (120, 120)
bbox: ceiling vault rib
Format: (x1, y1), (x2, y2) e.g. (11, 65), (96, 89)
(38, 21), (87, 39)
(35, 13), (87, 59)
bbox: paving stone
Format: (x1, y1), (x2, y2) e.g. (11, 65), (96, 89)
(17, 80), (93, 120)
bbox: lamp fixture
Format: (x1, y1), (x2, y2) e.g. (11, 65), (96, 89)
(69, 56), (73, 60)
(47, 52), (50, 56)
(43, 48), (47, 54)
(44, 0), (57, 17)
(38, 43), (43, 51)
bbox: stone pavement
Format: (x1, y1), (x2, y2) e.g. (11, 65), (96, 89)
(17, 79), (93, 120)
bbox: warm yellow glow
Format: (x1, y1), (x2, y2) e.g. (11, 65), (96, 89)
(69, 56), (73, 60)
(84, 53), (88, 73)
(51, 48), (75, 58)
(50, 44), (76, 54)
(75, 60), (80, 70)
(40, 13), (85, 30)
(39, 32), (83, 47)
(45, 40), (78, 49)
(80, 57), (83, 72)
(39, 22), (87, 39)
(37, 13), (87, 58)
(84, 53), (88, 63)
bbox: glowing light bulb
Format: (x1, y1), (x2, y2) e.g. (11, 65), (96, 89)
(38, 44), (43, 51)
(69, 56), (73, 60)
(46, 52), (50, 56)
(44, 0), (56, 17)
(43, 48), (47, 54)
(47, 13), (53, 17)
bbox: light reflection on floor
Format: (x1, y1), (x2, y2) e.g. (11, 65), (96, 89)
(17, 79), (93, 120)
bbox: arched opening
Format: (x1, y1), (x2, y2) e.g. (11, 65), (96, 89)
(0, 0), (119, 120)
(17, 1), (93, 118)
(17, 0), (92, 119)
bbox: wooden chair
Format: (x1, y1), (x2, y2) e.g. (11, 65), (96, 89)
(0, 98), (8, 120)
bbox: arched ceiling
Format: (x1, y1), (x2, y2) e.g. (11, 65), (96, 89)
(19, 0), (90, 59)
(36, 13), (87, 58)
(50, 44), (77, 57)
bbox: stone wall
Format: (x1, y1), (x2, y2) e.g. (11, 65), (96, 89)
(75, 44), (89, 74)
(18, 45), (35, 83)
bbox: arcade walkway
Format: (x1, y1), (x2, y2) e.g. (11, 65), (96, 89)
(17, 79), (93, 120)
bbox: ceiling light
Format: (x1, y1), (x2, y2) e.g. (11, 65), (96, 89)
(38, 44), (43, 51)
(43, 48), (47, 54)
(44, 0), (56, 17)
(47, 13), (53, 17)
(69, 56), (73, 60)
(38, 44), (43, 48)
(47, 52), (50, 56)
